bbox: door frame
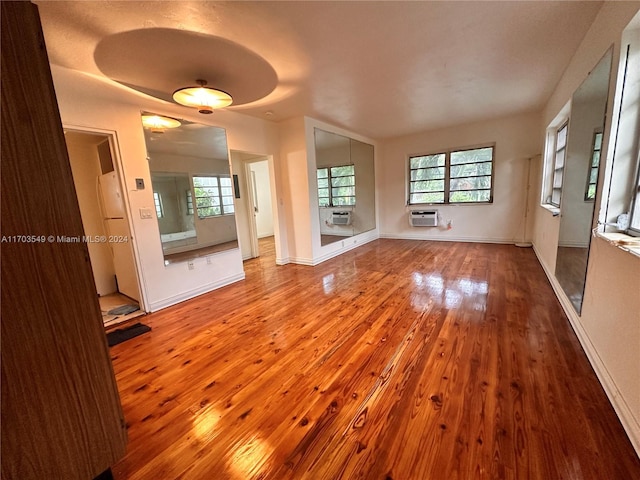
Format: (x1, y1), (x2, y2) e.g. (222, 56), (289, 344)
(64, 124), (148, 312)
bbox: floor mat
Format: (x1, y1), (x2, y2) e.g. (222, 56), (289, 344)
(107, 323), (151, 347)
(107, 304), (140, 316)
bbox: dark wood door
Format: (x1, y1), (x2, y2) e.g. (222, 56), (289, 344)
(1, 2), (127, 479)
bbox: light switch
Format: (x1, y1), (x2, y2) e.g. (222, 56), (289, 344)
(135, 178), (145, 189)
(140, 208), (153, 219)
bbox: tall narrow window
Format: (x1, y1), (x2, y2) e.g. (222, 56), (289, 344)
(330, 165), (355, 206)
(409, 154), (446, 204)
(317, 165), (355, 207)
(449, 147), (493, 203)
(408, 145), (494, 205)
(153, 191), (163, 218)
(186, 189), (194, 215)
(551, 122), (568, 207)
(317, 168), (330, 207)
(585, 130), (603, 201)
(628, 147), (640, 237)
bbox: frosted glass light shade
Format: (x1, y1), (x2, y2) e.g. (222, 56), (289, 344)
(141, 114), (181, 132)
(172, 85), (233, 114)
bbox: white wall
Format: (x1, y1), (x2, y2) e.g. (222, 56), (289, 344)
(278, 117), (313, 264)
(66, 134), (117, 295)
(530, 2), (640, 454)
(52, 66), (284, 311)
(379, 112), (541, 243)
(250, 160), (274, 238)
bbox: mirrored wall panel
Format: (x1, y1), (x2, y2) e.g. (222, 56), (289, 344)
(314, 128), (375, 246)
(142, 113), (238, 264)
(555, 48), (612, 313)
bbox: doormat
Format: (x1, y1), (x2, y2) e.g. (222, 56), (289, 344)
(107, 304), (140, 316)
(107, 323), (151, 347)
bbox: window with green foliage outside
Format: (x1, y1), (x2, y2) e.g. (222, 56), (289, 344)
(409, 146), (494, 204)
(193, 175), (235, 218)
(317, 165), (355, 207)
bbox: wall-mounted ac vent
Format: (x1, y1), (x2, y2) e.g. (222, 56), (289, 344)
(332, 211), (352, 226)
(409, 210), (438, 227)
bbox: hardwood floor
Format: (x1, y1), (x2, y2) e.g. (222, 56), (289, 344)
(110, 239), (640, 479)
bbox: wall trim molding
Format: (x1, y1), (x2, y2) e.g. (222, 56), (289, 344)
(148, 272), (246, 312)
(380, 233), (516, 244)
(532, 244), (640, 456)
(288, 257), (315, 266)
(275, 257), (290, 266)
(311, 234), (379, 265)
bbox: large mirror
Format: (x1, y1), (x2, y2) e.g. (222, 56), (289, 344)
(142, 113), (239, 264)
(555, 48), (612, 313)
(314, 128), (375, 246)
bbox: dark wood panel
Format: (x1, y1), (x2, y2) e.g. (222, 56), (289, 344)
(111, 238), (640, 479)
(1, 2), (127, 479)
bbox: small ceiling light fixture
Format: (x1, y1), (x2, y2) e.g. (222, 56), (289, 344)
(172, 79), (233, 114)
(141, 114), (181, 133)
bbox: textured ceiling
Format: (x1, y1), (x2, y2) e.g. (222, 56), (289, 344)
(36, 1), (604, 139)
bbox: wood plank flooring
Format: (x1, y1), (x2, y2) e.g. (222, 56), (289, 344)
(110, 239), (640, 479)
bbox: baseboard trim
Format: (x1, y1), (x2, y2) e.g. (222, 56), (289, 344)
(311, 234), (379, 265)
(148, 272), (246, 312)
(532, 244), (640, 456)
(379, 233), (516, 244)
(275, 257), (290, 266)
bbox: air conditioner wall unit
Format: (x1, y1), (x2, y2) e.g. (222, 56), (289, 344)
(332, 211), (352, 226)
(409, 209), (438, 227)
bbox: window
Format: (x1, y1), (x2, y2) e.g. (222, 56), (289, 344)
(186, 189), (194, 215)
(550, 122), (568, 207)
(317, 165), (355, 207)
(193, 175), (235, 218)
(408, 145), (494, 204)
(628, 147), (640, 237)
(585, 130), (603, 201)
(153, 192), (163, 218)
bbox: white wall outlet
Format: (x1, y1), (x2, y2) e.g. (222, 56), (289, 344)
(187, 260), (195, 270)
(206, 256), (212, 265)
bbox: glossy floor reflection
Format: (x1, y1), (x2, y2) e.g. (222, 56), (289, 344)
(110, 239), (640, 479)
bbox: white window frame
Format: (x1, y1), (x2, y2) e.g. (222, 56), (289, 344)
(408, 144), (495, 205)
(186, 189), (194, 215)
(627, 147), (640, 237)
(317, 165), (356, 207)
(550, 122), (569, 208)
(584, 129), (603, 202)
(192, 175), (235, 218)
(153, 191), (163, 218)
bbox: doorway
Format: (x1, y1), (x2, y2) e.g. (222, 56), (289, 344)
(230, 151), (278, 263)
(64, 129), (144, 328)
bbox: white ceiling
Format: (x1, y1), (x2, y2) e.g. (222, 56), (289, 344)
(36, 1), (604, 139)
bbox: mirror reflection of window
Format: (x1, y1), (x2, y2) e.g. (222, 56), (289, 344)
(142, 112), (239, 263)
(153, 192), (163, 218)
(186, 190), (194, 215)
(314, 128), (375, 246)
(554, 48), (612, 315)
(193, 175), (235, 218)
(316, 165), (356, 207)
(584, 130), (603, 201)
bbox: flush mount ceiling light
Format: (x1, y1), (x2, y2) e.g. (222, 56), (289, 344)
(141, 114), (181, 133)
(172, 79), (233, 114)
